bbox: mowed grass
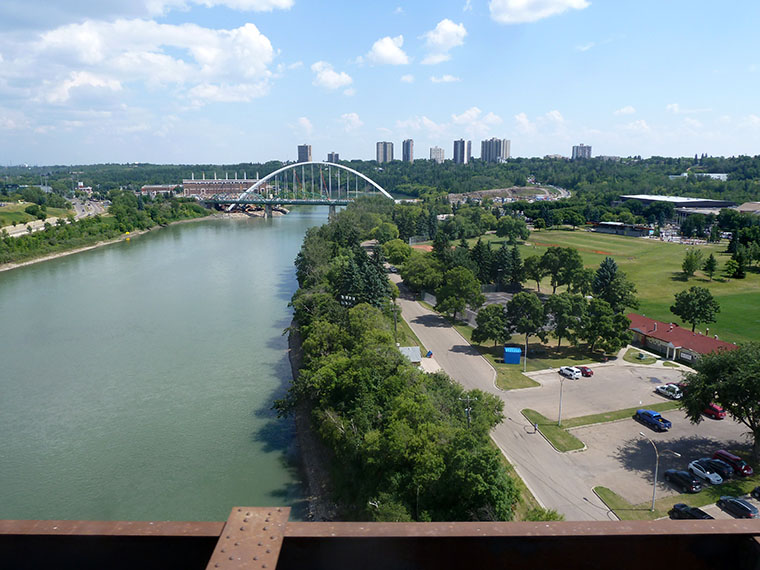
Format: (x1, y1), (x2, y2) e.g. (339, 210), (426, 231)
(474, 229), (759, 344)
(0, 202), (72, 227)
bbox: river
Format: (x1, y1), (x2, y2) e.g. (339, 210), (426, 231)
(0, 209), (328, 522)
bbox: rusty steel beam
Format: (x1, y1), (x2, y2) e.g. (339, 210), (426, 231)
(205, 508), (289, 570)
(0, 519), (224, 537)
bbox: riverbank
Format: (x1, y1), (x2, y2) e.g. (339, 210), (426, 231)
(0, 214), (218, 273)
(287, 325), (340, 521)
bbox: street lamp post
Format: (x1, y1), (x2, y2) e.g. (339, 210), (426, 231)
(639, 432), (681, 512)
(557, 376), (565, 427)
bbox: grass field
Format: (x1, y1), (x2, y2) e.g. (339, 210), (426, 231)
(0, 202), (72, 227)
(469, 229), (760, 344)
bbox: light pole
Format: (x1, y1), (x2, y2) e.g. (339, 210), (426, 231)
(639, 432), (681, 512)
(557, 376), (565, 427)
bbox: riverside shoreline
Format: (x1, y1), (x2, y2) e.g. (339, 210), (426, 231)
(287, 324), (340, 521)
(0, 213), (225, 273)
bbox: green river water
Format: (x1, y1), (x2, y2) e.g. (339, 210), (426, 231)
(0, 209), (328, 521)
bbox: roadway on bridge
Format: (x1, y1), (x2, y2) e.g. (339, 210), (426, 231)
(390, 274), (614, 522)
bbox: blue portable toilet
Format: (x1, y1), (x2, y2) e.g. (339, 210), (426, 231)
(503, 347), (521, 365)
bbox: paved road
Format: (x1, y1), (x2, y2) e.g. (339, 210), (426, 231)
(391, 276), (614, 521)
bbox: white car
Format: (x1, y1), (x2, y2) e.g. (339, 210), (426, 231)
(689, 459), (723, 485)
(655, 383), (683, 400)
(559, 366), (581, 380)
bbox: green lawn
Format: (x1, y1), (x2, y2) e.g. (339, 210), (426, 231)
(470, 229), (759, 344)
(522, 401), (681, 452)
(0, 202), (73, 228)
(595, 471), (760, 520)
(623, 348), (657, 365)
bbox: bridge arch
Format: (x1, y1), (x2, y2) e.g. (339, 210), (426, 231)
(237, 161), (393, 202)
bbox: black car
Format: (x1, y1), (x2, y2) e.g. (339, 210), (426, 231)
(663, 469), (702, 493)
(752, 486), (760, 501)
(717, 496), (758, 519)
(669, 503), (713, 520)
(704, 458), (734, 480)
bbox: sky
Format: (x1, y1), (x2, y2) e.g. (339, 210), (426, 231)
(1, 0), (760, 165)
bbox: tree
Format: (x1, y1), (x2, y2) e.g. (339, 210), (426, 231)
(472, 304), (509, 346)
(702, 253), (718, 281)
(370, 221), (399, 244)
(592, 257), (638, 313)
(593, 257), (618, 296)
(382, 239), (412, 265)
(544, 293), (586, 348)
(570, 267), (595, 296)
(533, 218), (546, 231)
(469, 238), (492, 284)
(670, 286), (720, 332)
(523, 255), (545, 291)
(508, 245), (524, 290)
(540, 248), (563, 294)
(491, 243), (511, 290)
(682, 248), (704, 278)
(579, 298), (632, 353)
(400, 252), (444, 292)
(680, 343), (760, 462)
(505, 292), (547, 358)
(435, 266), (484, 321)
(495, 215), (529, 244)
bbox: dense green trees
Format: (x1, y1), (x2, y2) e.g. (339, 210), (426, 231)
(578, 299), (632, 353)
(670, 286), (720, 332)
(435, 267), (485, 320)
(592, 257), (639, 313)
(282, 197), (519, 522)
(681, 343), (760, 462)
(472, 304), (509, 346)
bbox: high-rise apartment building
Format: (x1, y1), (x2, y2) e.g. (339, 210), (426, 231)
(376, 141), (394, 163)
(480, 138), (510, 163)
(571, 144), (592, 159)
(430, 146), (444, 164)
(402, 139), (414, 162)
(453, 139), (472, 164)
(297, 144), (312, 162)
(327, 152), (340, 163)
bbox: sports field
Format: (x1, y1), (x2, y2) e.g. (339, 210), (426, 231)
(478, 229), (759, 345)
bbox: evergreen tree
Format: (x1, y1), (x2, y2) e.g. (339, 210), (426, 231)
(509, 245), (524, 290)
(703, 253), (718, 281)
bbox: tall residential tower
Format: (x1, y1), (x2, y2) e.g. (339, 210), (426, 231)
(376, 141), (394, 163)
(402, 139), (414, 162)
(453, 139), (472, 164)
(480, 138), (510, 163)
(297, 144), (312, 162)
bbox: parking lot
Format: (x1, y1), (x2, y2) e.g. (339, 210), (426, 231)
(509, 358), (754, 511)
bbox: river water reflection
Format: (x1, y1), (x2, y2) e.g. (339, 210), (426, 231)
(0, 209), (327, 521)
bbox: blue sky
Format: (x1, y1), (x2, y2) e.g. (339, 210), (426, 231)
(1, 0), (759, 164)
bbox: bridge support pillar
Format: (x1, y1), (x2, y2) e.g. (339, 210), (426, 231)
(328, 204), (337, 220)
(265, 204), (273, 218)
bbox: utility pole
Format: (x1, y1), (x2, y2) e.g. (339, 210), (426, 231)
(459, 395), (478, 428)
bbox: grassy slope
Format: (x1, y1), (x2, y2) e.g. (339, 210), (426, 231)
(0, 202), (72, 227)
(473, 229), (759, 344)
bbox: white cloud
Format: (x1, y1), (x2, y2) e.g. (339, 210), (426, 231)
(421, 19), (467, 65)
(147, 0), (293, 15)
(489, 0), (590, 24)
(545, 109), (564, 123)
(666, 103), (711, 115)
(452, 106), (503, 137)
(394, 6), (404, 14)
(746, 114), (760, 128)
(576, 42), (595, 52)
(340, 112), (363, 131)
(614, 105), (635, 115)
(624, 119), (650, 133)
(463, 0), (473, 11)
(396, 115), (446, 137)
(431, 74), (461, 83)
(343, 87), (355, 96)
(311, 61), (352, 90)
(400, 74), (414, 83)
(296, 116), (313, 136)
(365, 35), (409, 65)
(684, 117), (702, 129)
(514, 112), (536, 134)
(45, 71), (122, 103)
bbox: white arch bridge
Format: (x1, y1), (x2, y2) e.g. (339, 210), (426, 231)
(204, 161), (393, 215)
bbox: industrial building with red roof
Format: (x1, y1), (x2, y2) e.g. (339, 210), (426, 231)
(627, 313), (738, 363)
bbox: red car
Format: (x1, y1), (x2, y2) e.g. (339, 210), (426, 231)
(713, 450), (754, 477)
(577, 366), (594, 377)
(704, 403), (726, 419)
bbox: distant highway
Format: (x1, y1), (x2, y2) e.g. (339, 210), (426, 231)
(1, 198), (106, 238)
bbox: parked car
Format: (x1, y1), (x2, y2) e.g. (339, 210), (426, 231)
(688, 459), (724, 485)
(633, 409), (672, 432)
(577, 365), (593, 377)
(663, 469), (702, 493)
(669, 503), (713, 520)
(704, 458), (734, 480)
(655, 383), (683, 400)
(703, 403), (726, 420)
(713, 450), (753, 477)
(717, 496), (758, 519)
(559, 366), (581, 380)
(751, 486), (760, 501)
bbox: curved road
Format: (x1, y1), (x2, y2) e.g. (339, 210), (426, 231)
(391, 275), (614, 521)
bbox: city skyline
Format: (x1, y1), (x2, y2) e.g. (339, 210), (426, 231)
(1, 1), (760, 165)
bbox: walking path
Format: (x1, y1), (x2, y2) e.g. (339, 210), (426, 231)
(391, 275), (615, 521)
